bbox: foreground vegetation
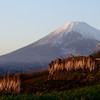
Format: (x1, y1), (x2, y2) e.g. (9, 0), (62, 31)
(0, 84), (100, 100)
(90, 51), (100, 58)
(20, 69), (100, 93)
(0, 69), (99, 100)
(0, 53), (100, 99)
(0, 68), (100, 95)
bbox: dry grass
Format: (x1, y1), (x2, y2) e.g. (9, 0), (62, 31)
(0, 74), (21, 94)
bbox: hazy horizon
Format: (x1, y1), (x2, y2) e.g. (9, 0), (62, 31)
(0, 0), (100, 55)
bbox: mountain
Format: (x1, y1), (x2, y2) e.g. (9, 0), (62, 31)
(0, 21), (100, 73)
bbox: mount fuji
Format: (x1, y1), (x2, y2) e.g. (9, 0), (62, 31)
(0, 21), (100, 73)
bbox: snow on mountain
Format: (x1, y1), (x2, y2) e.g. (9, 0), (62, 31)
(35, 21), (100, 47)
(50, 21), (100, 40)
(0, 21), (100, 73)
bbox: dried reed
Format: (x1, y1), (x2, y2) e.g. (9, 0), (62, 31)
(0, 74), (21, 94)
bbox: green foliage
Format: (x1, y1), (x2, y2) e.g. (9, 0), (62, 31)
(0, 84), (100, 100)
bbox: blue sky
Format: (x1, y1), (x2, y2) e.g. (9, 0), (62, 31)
(0, 0), (100, 55)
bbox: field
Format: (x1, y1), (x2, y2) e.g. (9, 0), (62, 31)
(20, 69), (100, 93)
(0, 53), (100, 99)
(0, 84), (100, 100)
(0, 68), (99, 100)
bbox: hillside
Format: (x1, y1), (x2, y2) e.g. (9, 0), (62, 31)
(0, 84), (100, 100)
(20, 69), (100, 94)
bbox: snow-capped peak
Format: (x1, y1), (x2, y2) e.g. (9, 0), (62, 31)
(53, 21), (100, 40)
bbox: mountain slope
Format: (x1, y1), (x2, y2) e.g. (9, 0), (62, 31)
(0, 21), (100, 72)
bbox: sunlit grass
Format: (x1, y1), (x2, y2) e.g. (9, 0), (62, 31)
(0, 74), (20, 94)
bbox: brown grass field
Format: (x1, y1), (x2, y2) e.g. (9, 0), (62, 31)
(0, 52), (100, 94)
